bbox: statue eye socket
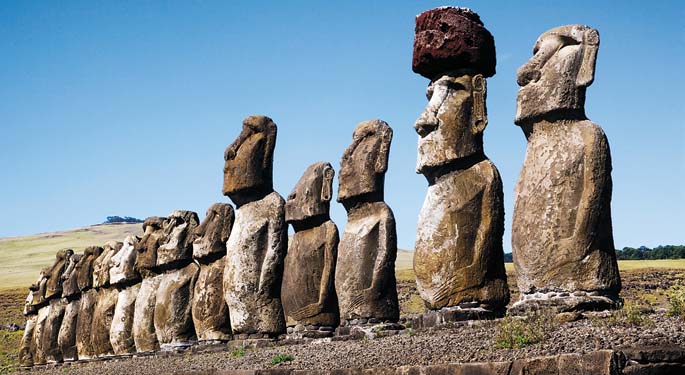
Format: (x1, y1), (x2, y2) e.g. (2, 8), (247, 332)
(444, 81), (466, 91)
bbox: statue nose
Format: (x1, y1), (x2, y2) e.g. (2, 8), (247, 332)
(415, 122), (438, 137)
(517, 65), (541, 86)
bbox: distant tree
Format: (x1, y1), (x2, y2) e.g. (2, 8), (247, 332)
(615, 245), (685, 261)
(103, 216), (144, 224)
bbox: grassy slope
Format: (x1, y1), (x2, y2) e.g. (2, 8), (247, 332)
(0, 227), (683, 373)
(0, 223), (142, 291)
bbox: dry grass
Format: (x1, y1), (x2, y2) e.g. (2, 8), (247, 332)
(0, 223), (141, 291)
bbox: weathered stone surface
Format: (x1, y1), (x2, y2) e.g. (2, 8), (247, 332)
(135, 217), (167, 274)
(193, 203), (234, 261)
(413, 7), (496, 80)
(57, 298), (79, 361)
(76, 246), (103, 292)
(36, 249), (73, 364)
(512, 25), (620, 311)
(89, 240), (121, 357)
(193, 258), (231, 341)
(61, 253), (82, 299)
(335, 120), (399, 322)
(223, 115), (286, 335)
(75, 289), (98, 360)
(91, 286), (118, 357)
(157, 210), (200, 268)
(110, 283), (141, 355)
(42, 298), (66, 363)
(109, 235), (142, 355)
(222, 115), (277, 201)
(93, 241), (122, 289)
(31, 304), (50, 365)
(154, 261), (199, 348)
(30, 268), (49, 308)
(45, 249), (73, 300)
(19, 314), (37, 367)
(192, 203), (234, 342)
(283, 162), (340, 328)
(132, 217), (166, 353)
(110, 235), (141, 286)
(133, 273), (163, 353)
(412, 13), (509, 312)
(56, 253), (82, 362)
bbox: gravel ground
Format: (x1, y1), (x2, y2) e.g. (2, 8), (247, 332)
(18, 311), (685, 374)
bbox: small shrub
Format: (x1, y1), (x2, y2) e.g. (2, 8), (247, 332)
(495, 310), (555, 349)
(667, 287), (685, 318)
(229, 347), (246, 358)
(271, 354), (294, 365)
(606, 301), (654, 327)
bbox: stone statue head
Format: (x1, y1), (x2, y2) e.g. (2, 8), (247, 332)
(223, 115), (277, 201)
(61, 253), (83, 298)
(412, 7), (495, 178)
(31, 267), (51, 306)
(45, 248), (74, 300)
(337, 120), (393, 204)
(286, 162), (335, 225)
(157, 210), (200, 267)
(23, 289), (35, 316)
(134, 216), (166, 273)
(77, 246), (103, 291)
(192, 203), (234, 261)
(92, 241), (122, 289)
(414, 72), (488, 176)
(110, 235), (141, 285)
(515, 24), (599, 126)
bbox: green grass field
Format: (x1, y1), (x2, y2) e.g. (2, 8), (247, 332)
(0, 223), (141, 291)
(2, 225), (684, 291)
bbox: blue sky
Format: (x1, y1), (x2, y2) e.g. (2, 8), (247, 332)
(1, 1), (683, 251)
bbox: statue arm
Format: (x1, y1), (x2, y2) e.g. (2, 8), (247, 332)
(258, 210), (287, 297)
(572, 127), (611, 252)
(370, 212), (397, 295)
(289, 223), (338, 321)
(346, 213), (397, 312)
(317, 222), (339, 305)
(432, 182), (498, 305)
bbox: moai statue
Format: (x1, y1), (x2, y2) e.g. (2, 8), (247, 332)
(109, 235), (142, 355)
(75, 245), (103, 361)
(57, 253), (83, 362)
(132, 216), (166, 353)
(19, 273), (42, 367)
(30, 267), (51, 365)
(223, 115), (287, 336)
(512, 25), (621, 311)
(42, 248), (73, 363)
(91, 241), (122, 357)
(335, 120), (400, 324)
(154, 210), (200, 349)
(283, 162), (340, 334)
(192, 203), (234, 343)
(411, 7), (509, 318)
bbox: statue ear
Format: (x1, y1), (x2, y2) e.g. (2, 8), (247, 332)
(321, 165), (334, 203)
(577, 28), (599, 88)
(374, 127), (393, 174)
(471, 74), (488, 134)
(262, 123), (277, 171)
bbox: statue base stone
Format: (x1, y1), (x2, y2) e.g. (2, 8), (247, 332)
(159, 341), (196, 352)
(408, 304), (505, 330)
(286, 324), (335, 339)
(335, 319), (404, 339)
(510, 290), (620, 314)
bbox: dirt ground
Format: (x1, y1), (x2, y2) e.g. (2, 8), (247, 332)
(2, 267), (684, 374)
